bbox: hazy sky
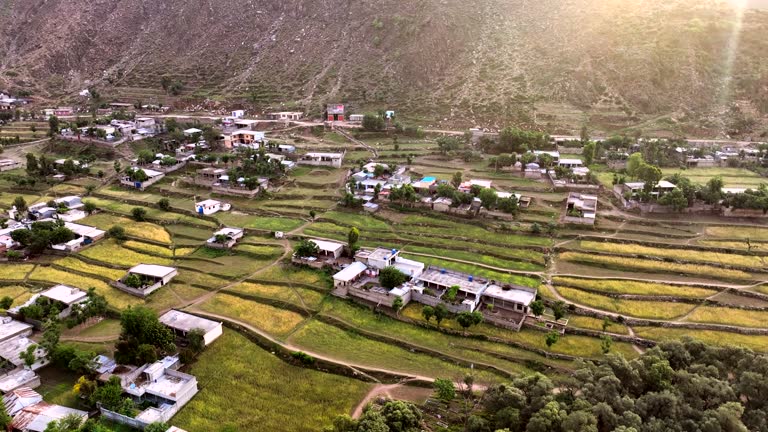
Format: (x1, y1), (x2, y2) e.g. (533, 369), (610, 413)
(731, 0), (768, 9)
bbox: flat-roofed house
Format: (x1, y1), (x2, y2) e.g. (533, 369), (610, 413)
(10, 285), (88, 320)
(355, 247), (424, 279)
(158, 310), (223, 346)
(482, 284), (537, 319)
(310, 239), (345, 259)
(558, 158), (584, 169)
(458, 179), (492, 194)
(417, 266), (488, 313)
(120, 167), (165, 191)
(0, 336), (48, 370)
(564, 192), (597, 225)
(195, 199), (222, 215)
(0, 317), (33, 344)
(0, 159), (22, 172)
(206, 227), (244, 249)
(332, 262), (368, 289)
(297, 152), (345, 168)
(267, 112), (303, 121)
(116, 264), (178, 298)
(0, 369), (41, 393)
(224, 130), (266, 149)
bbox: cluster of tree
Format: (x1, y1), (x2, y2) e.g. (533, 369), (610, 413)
(379, 266), (410, 289)
(389, 184), (418, 205)
(160, 76), (184, 95)
(437, 136), (465, 155)
(488, 154), (517, 172)
(231, 148), (286, 182)
(123, 167), (150, 182)
(393, 123), (425, 138)
(327, 400), (422, 432)
(65, 288), (109, 328)
(26, 153), (58, 177)
(722, 184), (768, 213)
(39, 414), (168, 432)
(114, 306), (175, 365)
(444, 338), (768, 432)
(11, 220), (75, 255)
(362, 113), (386, 132)
(481, 127), (550, 154)
(294, 239), (320, 258)
(421, 304), (484, 333)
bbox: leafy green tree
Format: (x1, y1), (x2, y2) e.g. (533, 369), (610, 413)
(21, 344), (38, 368)
(90, 376), (124, 410)
(545, 332), (559, 350)
(537, 153), (554, 168)
(434, 378), (456, 401)
(309, 210), (316, 220)
(421, 306), (434, 323)
(42, 413), (83, 432)
(436, 136), (463, 155)
(626, 152), (644, 177)
(40, 319), (61, 359)
(0, 407), (11, 430)
(601, 335), (613, 354)
(434, 303), (449, 327)
(348, 227), (360, 248)
(392, 296), (403, 314)
(131, 207), (147, 221)
(658, 188), (688, 211)
(379, 266), (409, 289)
(144, 423), (170, 432)
(294, 239), (320, 258)
(530, 300), (544, 316)
(108, 225), (127, 241)
(123, 274), (143, 288)
(451, 171), (463, 188)
(157, 198), (171, 211)
(362, 113), (385, 131)
(583, 141), (596, 166)
(479, 188), (498, 209)
(26, 153), (39, 176)
(551, 301), (566, 321)
(13, 196), (27, 214)
(188, 328), (206, 355)
(456, 311), (483, 335)
(0, 296), (13, 309)
(84, 201), (97, 215)
(116, 306), (175, 365)
(531, 223), (542, 234)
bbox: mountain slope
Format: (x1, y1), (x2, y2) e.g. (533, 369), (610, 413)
(1, 0), (766, 135)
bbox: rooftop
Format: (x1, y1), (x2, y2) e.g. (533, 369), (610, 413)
(196, 199), (221, 206)
(212, 227), (243, 238)
(0, 369), (39, 393)
(128, 264), (177, 279)
(367, 247), (400, 262)
(483, 284), (537, 306)
(418, 266), (487, 295)
(63, 222), (105, 239)
(304, 152), (343, 158)
(333, 261), (368, 282)
(40, 284), (88, 305)
(310, 239), (345, 253)
(0, 318), (33, 343)
(158, 310), (222, 334)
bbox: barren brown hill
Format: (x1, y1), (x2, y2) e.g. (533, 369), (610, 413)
(1, 0), (767, 136)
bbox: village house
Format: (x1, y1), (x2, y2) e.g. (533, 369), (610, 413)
(0, 159), (22, 172)
(458, 179), (492, 194)
(54, 196), (84, 210)
(297, 152), (345, 168)
(326, 104), (346, 122)
(348, 114), (364, 123)
(0, 336), (48, 370)
(310, 239), (345, 259)
(558, 158), (584, 169)
(224, 130), (266, 149)
(120, 167), (165, 191)
(564, 192), (597, 225)
(115, 264), (178, 298)
(524, 163), (543, 179)
(52, 222), (106, 252)
(533, 150), (560, 164)
(0, 369), (40, 393)
(183, 128), (202, 137)
(96, 355), (198, 429)
(0, 317), (33, 344)
(9, 285), (87, 320)
(621, 180), (677, 199)
(267, 111), (303, 121)
(195, 199), (226, 215)
(432, 197), (453, 213)
(416, 266), (487, 313)
(3, 387), (88, 432)
(206, 227), (244, 249)
(233, 118), (259, 130)
(158, 310), (223, 347)
(53, 107), (74, 117)
(411, 176), (437, 194)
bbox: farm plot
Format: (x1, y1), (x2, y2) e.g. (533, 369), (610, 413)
(235, 244), (285, 258)
(705, 226), (768, 241)
(577, 241), (766, 268)
(632, 327), (768, 352)
(122, 240), (174, 257)
(79, 240), (174, 267)
(228, 282), (326, 310)
(555, 287), (696, 320)
(558, 252), (754, 282)
(54, 257), (125, 281)
(27, 266), (142, 310)
(662, 167), (765, 188)
(255, 265), (330, 289)
(288, 319), (506, 384)
(0, 286), (32, 306)
(80, 213), (171, 244)
(684, 306), (768, 328)
(173, 330), (371, 432)
(86, 198), (216, 227)
(180, 252), (272, 278)
(402, 246), (544, 272)
(216, 212), (304, 232)
(197, 293), (306, 337)
(1, 264), (35, 281)
(552, 277), (718, 298)
(566, 316), (630, 335)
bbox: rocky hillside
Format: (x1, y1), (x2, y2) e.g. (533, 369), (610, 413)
(1, 0), (767, 136)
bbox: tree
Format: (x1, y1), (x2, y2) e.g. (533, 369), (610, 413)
(144, 423), (170, 432)
(157, 198), (171, 211)
(583, 141), (596, 166)
(600, 335), (613, 354)
(21, 344), (38, 368)
(531, 223), (541, 235)
(451, 171), (463, 188)
(479, 188), (498, 209)
(456, 311), (483, 335)
(436, 136), (463, 155)
(551, 301), (566, 321)
(434, 378), (456, 401)
(538, 153), (554, 168)
(116, 306), (174, 365)
(131, 207), (147, 221)
(90, 376), (124, 410)
(294, 239), (320, 258)
(545, 332), (559, 350)
(636, 163), (662, 191)
(13, 196), (27, 214)
(422, 305), (435, 323)
(108, 225), (127, 241)
(26, 153), (39, 176)
(530, 300), (544, 316)
(42, 413), (84, 432)
(626, 152), (644, 177)
(379, 266), (409, 289)
(0, 407), (11, 431)
(0, 296), (12, 309)
(113, 160), (122, 173)
(348, 227), (360, 248)
(48, 115), (60, 137)
(362, 113), (385, 131)
(309, 210), (316, 220)
(658, 188), (688, 211)
(392, 296), (403, 314)
(40, 319), (60, 359)
(434, 303), (449, 327)
(84, 201), (97, 215)
(188, 328), (206, 355)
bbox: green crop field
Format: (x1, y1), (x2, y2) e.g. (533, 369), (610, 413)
(556, 287), (696, 320)
(662, 167), (765, 188)
(80, 239), (174, 267)
(198, 293), (306, 337)
(552, 277), (718, 298)
(80, 213), (172, 244)
(633, 327), (768, 352)
(685, 306), (768, 328)
(173, 330), (371, 432)
(578, 240), (765, 268)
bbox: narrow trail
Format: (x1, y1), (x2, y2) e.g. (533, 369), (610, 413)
(60, 335), (119, 343)
(336, 128), (378, 158)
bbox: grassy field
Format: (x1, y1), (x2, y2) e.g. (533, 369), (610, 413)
(173, 330), (371, 432)
(705, 226), (768, 241)
(217, 213), (304, 232)
(288, 319), (507, 384)
(76, 319), (122, 338)
(28, 266), (142, 310)
(684, 306), (768, 328)
(552, 277), (718, 298)
(255, 265), (330, 288)
(662, 167), (765, 188)
(0, 285), (33, 307)
(81, 213), (172, 243)
(402, 246), (544, 272)
(1, 264), (35, 281)
(558, 252), (753, 281)
(80, 240), (174, 267)
(566, 315), (630, 335)
(556, 287), (696, 320)
(633, 327), (768, 352)
(123, 240), (174, 257)
(198, 293), (306, 337)
(578, 241), (765, 268)
(55, 257), (126, 280)
(228, 282), (326, 310)
(86, 197), (216, 227)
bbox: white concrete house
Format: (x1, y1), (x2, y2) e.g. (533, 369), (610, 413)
(158, 310), (223, 346)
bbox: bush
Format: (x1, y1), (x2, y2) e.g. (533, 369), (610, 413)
(108, 225), (127, 241)
(157, 198), (171, 211)
(131, 207), (147, 222)
(291, 351), (316, 365)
